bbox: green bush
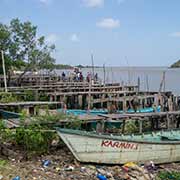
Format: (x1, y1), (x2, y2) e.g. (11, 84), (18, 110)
(157, 171), (180, 180)
(125, 120), (139, 134)
(0, 92), (19, 103)
(15, 125), (56, 155)
(39, 93), (49, 101)
(0, 121), (15, 143)
(24, 90), (35, 101)
(0, 112), (81, 156)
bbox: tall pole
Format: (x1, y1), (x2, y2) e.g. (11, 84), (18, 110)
(163, 71), (166, 92)
(103, 63), (106, 86)
(91, 54), (95, 80)
(111, 67), (114, 83)
(125, 56), (130, 85)
(146, 75), (149, 92)
(1, 50), (7, 92)
(159, 71), (166, 93)
(137, 77), (140, 92)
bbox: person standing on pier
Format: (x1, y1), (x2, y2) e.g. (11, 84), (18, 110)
(62, 72), (66, 81)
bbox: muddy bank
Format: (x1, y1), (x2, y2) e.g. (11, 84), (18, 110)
(0, 147), (180, 180)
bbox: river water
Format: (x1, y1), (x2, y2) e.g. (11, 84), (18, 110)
(56, 67), (180, 95)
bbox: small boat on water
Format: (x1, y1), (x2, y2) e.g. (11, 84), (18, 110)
(58, 106), (161, 116)
(57, 128), (180, 164)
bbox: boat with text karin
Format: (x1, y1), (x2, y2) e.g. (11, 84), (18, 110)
(57, 128), (180, 164)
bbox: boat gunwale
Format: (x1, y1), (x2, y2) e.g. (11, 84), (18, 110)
(56, 128), (180, 145)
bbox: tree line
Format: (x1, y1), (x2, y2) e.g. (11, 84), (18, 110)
(0, 18), (56, 85)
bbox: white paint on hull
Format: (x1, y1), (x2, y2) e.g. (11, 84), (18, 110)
(58, 132), (180, 164)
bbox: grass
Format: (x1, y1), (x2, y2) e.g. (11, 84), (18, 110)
(156, 171), (180, 180)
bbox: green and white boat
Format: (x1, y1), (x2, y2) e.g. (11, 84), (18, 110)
(57, 128), (180, 164)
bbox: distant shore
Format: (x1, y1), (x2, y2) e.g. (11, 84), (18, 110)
(170, 60), (180, 68)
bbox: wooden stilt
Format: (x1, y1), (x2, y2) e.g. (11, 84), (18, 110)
(139, 119), (143, 133)
(122, 119), (126, 134)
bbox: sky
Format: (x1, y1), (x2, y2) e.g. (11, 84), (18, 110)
(1, 0), (180, 66)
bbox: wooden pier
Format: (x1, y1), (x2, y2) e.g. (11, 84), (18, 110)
(0, 73), (179, 114)
(99, 111), (180, 133)
(0, 101), (61, 115)
(1, 82), (178, 112)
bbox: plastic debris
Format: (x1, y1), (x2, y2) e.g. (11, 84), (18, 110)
(0, 175), (3, 180)
(97, 168), (107, 175)
(64, 165), (75, 171)
(106, 172), (113, 178)
(123, 162), (137, 168)
(55, 167), (61, 172)
(42, 160), (51, 168)
(97, 174), (107, 180)
(144, 161), (157, 173)
(12, 176), (20, 180)
(88, 165), (96, 170)
(122, 166), (129, 172)
(80, 166), (86, 172)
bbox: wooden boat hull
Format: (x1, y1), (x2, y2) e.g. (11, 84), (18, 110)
(0, 110), (20, 119)
(57, 129), (180, 164)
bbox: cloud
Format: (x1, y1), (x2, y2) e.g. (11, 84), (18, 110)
(70, 34), (80, 42)
(39, 0), (52, 5)
(82, 0), (104, 8)
(46, 34), (59, 44)
(170, 32), (180, 38)
(96, 18), (120, 29)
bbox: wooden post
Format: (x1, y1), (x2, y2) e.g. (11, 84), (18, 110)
(103, 63), (106, 86)
(144, 97), (147, 108)
(166, 114), (170, 129)
(140, 98), (143, 109)
(54, 93), (57, 101)
(74, 95), (78, 109)
(101, 94), (105, 108)
(63, 95), (66, 104)
(150, 117), (154, 130)
(159, 94), (163, 111)
(88, 82), (91, 110)
(50, 95), (53, 102)
(91, 54), (95, 80)
(139, 119), (143, 133)
(96, 121), (105, 133)
(122, 119), (126, 134)
(159, 71), (166, 92)
(176, 116), (180, 128)
(137, 77), (140, 92)
(1, 50), (7, 92)
(154, 94), (158, 111)
(78, 95), (83, 109)
(35, 90), (39, 101)
(172, 114), (175, 129)
(155, 118), (159, 129)
(168, 96), (173, 111)
(146, 75), (149, 92)
(123, 93), (127, 113)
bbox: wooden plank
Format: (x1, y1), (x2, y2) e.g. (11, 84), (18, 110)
(92, 95), (156, 104)
(98, 111), (180, 120)
(0, 101), (61, 107)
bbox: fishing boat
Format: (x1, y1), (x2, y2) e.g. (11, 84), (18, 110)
(0, 109), (20, 119)
(57, 106), (161, 116)
(57, 128), (180, 164)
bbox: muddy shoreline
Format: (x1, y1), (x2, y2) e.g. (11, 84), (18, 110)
(0, 146), (180, 180)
